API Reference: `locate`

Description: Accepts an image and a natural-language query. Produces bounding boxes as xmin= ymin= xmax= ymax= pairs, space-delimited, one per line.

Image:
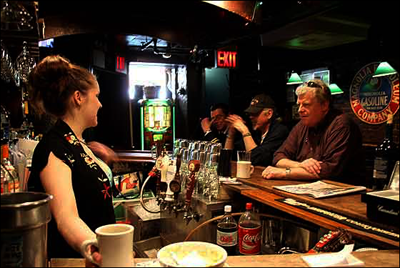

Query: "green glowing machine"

xmin=140 ymin=99 xmax=175 ymax=151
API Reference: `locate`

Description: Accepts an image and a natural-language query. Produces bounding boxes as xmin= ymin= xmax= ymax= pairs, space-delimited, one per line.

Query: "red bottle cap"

xmin=245 ymin=203 xmax=252 ymax=210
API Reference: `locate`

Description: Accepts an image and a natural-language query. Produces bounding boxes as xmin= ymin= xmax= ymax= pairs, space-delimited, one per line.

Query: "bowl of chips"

xmin=157 ymin=241 xmax=227 ymax=267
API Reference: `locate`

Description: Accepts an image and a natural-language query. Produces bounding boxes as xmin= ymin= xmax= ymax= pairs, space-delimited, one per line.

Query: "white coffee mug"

xmin=81 ymin=223 xmax=134 ymax=267
xmin=236 ymin=151 xmax=254 ymax=179
xmin=236 ymin=161 xmax=255 ymax=179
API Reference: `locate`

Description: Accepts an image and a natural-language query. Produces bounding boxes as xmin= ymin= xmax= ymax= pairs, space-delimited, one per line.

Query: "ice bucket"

xmin=1 ymin=192 xmax=53 ymax=267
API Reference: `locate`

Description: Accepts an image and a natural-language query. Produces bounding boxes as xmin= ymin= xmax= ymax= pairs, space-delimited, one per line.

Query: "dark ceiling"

xmin=258 ymin=0 xmax=398 ymax=51
xmin=11 ymin=0 xmax=400 ymax=56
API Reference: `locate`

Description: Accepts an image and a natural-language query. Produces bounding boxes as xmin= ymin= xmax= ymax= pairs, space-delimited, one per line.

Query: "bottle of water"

xmin=207 ymin=154 xmax=219 ymax=201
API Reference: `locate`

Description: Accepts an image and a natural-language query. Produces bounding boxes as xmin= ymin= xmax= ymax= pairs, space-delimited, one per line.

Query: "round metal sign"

xmin=350 ymin=62 xmax=399 ymax=124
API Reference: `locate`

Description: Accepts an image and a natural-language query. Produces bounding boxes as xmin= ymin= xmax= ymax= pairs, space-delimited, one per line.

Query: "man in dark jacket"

xmin=201 ymin=103 xmax=230 ymax=145
xmin=225 ymin=94 xmax=289 ymax=167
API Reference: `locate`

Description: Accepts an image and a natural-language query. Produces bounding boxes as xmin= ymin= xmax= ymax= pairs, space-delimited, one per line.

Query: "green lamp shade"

xmin=287 ymin=72 xmax=303 ymax=85
xmin=373 ymin=62 xmax=397 ymax=78
xmin=329 ymin=83 xmax=344 ymax=95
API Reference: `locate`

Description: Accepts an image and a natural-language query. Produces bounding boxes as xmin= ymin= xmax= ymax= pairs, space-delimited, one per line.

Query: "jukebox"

xmin=140 ymin=99 xmax=175 ymax=151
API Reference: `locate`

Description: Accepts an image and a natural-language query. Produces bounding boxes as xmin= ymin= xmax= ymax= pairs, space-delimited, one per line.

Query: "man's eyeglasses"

xmin=304 ymin=81 xmax=322 ymax=89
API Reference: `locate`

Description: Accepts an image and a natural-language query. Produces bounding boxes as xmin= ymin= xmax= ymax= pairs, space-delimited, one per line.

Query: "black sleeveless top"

xmin=28 ymin=120 xmax=115 ymax=258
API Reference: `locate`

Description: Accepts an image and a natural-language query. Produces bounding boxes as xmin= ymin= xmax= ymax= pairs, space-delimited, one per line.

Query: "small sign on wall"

xmin=216 ymin=50 xmax=237 ymax=68
xmin=115 ymin=55 xmax=127 ymax=74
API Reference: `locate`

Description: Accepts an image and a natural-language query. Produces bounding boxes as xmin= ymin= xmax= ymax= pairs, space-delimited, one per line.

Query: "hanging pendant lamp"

xmin=287 ymin=72 xmax=303 ymax=85
xmin=329 ymin=83 xmax=344 ymax=95
xmin=372 ymin=62 xmax=397 ymax=78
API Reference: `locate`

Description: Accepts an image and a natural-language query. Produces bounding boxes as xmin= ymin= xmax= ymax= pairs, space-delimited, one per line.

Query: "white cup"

xmin=237 ymin=161 xmax=254 ymax=179
xmin=81 ymin=223 xmax=134 ymax=267
xmin=237 ymin=151 xmax=254 ymax=179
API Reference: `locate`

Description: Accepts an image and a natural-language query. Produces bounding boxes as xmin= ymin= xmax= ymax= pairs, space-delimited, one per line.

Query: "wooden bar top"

xmin=49 ymin=250 xmax=399 ymax=267
xmin=225 ymin=165 xmax=399 ymax=248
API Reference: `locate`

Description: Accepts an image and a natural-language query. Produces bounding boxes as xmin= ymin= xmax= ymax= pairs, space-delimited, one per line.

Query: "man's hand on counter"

xmin=298 ymin=158 xmax=323 ymax=175
xmin=262 ymin=165 xmax=320 ymax=180
xmin=262 ymin=166 xmax=286 ymax=179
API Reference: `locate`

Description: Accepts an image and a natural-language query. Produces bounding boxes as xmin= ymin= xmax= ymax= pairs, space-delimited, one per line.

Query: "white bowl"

xmin=157 ymin=241 xmax=227 ymax=267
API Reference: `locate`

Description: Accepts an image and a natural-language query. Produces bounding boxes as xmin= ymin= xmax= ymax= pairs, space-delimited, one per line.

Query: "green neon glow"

xmin=145 ymin=127 xmax=169 ymax=133
xmin=153 ymin=134 xmax=163 ymax=141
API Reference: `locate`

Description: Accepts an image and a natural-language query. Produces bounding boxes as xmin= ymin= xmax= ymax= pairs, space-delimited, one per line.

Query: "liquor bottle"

xmin=1 ymin=144 xmax=20 ymax=193
xmin=238 ymin=202 xmax=262 ymax=255
xmin=1 ymin=105 xmax=10 ymax=142
xmin=217 ymin=205 xmax=238 ymax=256
xmin=372 ymin=114 xmax=397 ymax=190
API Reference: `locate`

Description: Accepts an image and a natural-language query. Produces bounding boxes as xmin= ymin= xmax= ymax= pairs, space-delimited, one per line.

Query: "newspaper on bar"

xmin=273 ymin=181 xmax=366 ymax=199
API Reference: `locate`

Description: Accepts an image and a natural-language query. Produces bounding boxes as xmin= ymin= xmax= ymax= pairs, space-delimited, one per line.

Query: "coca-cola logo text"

xmin=243 ymin=233 xmax=261 ymax=244
xmin=220 ymin=236 xmax=234 ymax=243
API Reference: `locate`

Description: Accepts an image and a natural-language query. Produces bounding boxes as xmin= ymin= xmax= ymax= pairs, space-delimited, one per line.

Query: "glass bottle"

xmin=195 ymin=151 xmax=206 ymax=195
xmin=373 ymin=114 xmax=397 ymax=190
xmin=180 ymin=148 xmax=189 ymax=194
xmin=1 ymin=144 xmax=20 ymax=193
xmin=206 ymin=153 xmax=219 ymax=201
xmin=15 ymin=41 xmax=36 ymax=84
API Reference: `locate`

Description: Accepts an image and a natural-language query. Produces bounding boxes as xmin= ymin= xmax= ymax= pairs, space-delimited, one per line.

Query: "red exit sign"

xmin=216 ymin=50 xmax=237 ymax=68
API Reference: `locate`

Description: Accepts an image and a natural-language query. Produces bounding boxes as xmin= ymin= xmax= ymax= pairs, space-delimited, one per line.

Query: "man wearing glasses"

xmin=224 ymin=94 xmax=289 ymax=166
xmin=262 ymin=79 xmax=366 ymax=186
xmin=201 ymin=103 xmax=230 ymax=145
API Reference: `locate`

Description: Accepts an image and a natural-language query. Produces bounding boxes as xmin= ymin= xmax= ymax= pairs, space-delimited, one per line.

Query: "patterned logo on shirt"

xmin=65 ymin=133 xmax=80 ymax=146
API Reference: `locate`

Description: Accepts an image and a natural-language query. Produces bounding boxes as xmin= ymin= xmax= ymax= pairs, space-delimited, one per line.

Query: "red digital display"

xmin=217 ymin=50 xmax=237 ymax=68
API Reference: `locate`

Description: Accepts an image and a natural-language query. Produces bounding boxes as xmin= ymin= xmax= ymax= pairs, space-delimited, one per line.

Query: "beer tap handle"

xmin=176 ymin=152 xmax=182 ymax=173
xmin=185 ymin=160 xmax=200 ymax=207
xmin=169 ymin=152 xmax=182 ymax=194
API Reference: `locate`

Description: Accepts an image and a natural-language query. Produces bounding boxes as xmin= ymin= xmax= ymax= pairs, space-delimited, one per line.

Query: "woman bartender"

xmin=27 ymin=55 xmax=116 ymax=266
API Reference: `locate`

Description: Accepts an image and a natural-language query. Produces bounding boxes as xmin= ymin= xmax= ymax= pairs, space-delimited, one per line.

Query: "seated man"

xmin=262 ymin=79 xmax=366 ymax=186
xmin=201 ymin=103 xmax=230 ymax=145
xmin=225 ymin=94 xmax=289 ymax=167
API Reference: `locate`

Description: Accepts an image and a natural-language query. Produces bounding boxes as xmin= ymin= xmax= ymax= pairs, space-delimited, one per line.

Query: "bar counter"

xmin=49 ymin=249 xmax=399 ymax=267
xmin=224 ymin=165 xmax=399 ymax=249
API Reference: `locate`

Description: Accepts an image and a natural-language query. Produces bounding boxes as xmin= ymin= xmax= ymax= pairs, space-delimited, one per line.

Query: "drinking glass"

xmin=1 ymin=1 xmax=34 ymax=31
xmin=1 ymin=40 xmax=14 ymax=83
xmin=217 ymin=148 xmax=232 ymax=177
xmin=15 ymin=41 xmax=36 ymax=84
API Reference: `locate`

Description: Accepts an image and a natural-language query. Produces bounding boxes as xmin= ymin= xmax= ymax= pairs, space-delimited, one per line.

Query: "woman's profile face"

xmin=81 ymin=82 xmax=102 ymax=128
